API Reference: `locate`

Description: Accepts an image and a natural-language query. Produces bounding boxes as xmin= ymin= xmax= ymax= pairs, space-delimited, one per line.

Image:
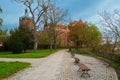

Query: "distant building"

xmin=19 ymin=9 xmax=85 ymax=48
xmin=55 ymin=24 xmax=69 ymax=47
xmin=19 ymin=9 xmax=34 ymax=30
xmin=43 ymin=20 xmax=84 ymax=47
xmin=44 ymin=24 xmax=69 ymax=47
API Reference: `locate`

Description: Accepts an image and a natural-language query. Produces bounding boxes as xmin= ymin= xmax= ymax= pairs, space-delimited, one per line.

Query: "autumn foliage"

xmin=68 ymin=20 xmax=101 ymax=49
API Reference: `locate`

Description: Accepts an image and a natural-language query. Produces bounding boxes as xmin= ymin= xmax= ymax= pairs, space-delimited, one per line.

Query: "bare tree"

xmin=15 ymin=0 xmax=51 ymax=51
xmin=42 ymin=3 xmax=68 ymax=50
xmin=46 ymin=4 xmax=67 ymax=50
xmin=99 ymin=10 xmax=120 ymax=55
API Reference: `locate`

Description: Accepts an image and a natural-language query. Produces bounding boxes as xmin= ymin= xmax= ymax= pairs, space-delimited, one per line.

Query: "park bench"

xmin=73 ymin=57 xmax=80 ymax=64
xmin=77 ymin=63 xmax=91 ymax=77
xmin=73 ymin=57 xmax=91 ymax=77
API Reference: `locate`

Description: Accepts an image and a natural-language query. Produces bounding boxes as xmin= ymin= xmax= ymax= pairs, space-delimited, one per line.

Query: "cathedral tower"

xmin=19 ymin=9 xmax=34 ymax=30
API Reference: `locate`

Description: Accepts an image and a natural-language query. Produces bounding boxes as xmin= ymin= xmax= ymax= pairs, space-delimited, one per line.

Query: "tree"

xmin=8 ymin=25 xmax=34 ymax=54
xmin=68 ymin=20 xmax=101 ymax=50
xmin=86 ymin=23 xmax=101 ymax=49
xmin=68 ymin=21 xmax=83 ymax=49
xmin=15 ymin=0 xmax=51 ymax=51
xmin=0 ymin=7 xmax=7 ymax=51
xmin=37 ymin=30 xmax=50 ymax=49
xmin=43 ymin=3 xmax=67 ymax=50
xmin=0 ymin=29 xmax=8 ymax=44
xmin=8 ymin=33 xmax=23 ymax=54
xmin=99 ymin=10 xmax=120 ymax=55
xmin=18 ymin=25 xmax=34 ymax=52
xmin=0 ymin=7 xmax=2 ymax=26
xmin=44 ymin=28 xmax=54 ymax=50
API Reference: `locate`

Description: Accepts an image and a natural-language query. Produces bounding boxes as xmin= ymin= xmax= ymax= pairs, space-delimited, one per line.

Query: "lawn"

xmin=0 ymin=61 xmax=30 ymax=79
xmin=0 ymin=49 xmax=58 ymax=58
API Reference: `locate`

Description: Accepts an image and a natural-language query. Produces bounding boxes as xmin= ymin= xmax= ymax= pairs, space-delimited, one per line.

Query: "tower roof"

xmin=20 ymin=8 xmax=32 ymax=20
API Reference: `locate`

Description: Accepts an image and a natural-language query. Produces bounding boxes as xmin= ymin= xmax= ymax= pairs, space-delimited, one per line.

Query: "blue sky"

xmin=0 ymin=0 xmax=120 ymax=30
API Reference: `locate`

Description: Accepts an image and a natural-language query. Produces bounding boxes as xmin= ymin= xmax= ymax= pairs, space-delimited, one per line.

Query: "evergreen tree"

xmin=8 ymin=25 xmax=34 ymax=54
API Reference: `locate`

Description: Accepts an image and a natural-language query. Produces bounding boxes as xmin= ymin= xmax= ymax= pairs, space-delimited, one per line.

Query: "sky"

xmin=0 ymin=0 xmax=120 ymax=30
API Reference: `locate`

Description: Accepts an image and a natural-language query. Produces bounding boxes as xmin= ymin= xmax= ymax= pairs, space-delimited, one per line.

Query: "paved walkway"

xmin=0 ymin=50 xmax=118 ymax=80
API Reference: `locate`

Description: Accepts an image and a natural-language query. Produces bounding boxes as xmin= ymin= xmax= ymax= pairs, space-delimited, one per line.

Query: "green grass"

xmin=115 ymin=50 xmax=120 ymax=54
xmin=118 ymin=75 xmax=120 ymax=80
xmin=0 ymin=49 xmax=58 ymax=58
xmin=0 ymin=61 xmax=30 ymax=79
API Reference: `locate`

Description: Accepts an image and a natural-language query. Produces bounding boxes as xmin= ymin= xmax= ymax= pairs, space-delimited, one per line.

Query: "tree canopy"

xmin=0 ymin=7 xmax=3 ymax=26
xmin=68 ymin=20 xmax=101 ymax=49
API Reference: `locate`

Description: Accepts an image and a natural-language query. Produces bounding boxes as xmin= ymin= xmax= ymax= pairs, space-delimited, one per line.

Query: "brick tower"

xmin=19 ymin=9 xmax=34 ymax=30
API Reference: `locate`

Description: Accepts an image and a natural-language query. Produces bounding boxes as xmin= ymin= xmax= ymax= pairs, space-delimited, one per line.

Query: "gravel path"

xmin=70 ymin=54 xmax=118 ymax=80
xmin=0 ymin=50 xmax=118 ymax=80
xmin=1 ymin=50 xmax=65 ymax=80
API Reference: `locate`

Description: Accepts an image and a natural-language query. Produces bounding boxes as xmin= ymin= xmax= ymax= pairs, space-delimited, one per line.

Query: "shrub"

xmin=8 ymin=33 xmax=23 ymax=54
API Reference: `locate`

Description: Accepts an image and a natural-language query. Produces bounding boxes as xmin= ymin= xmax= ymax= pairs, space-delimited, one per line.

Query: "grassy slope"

xmin=0 ymin=49 xmax=58 ymax=58
xmin=0 ymin=61 xmax=30 ymax=79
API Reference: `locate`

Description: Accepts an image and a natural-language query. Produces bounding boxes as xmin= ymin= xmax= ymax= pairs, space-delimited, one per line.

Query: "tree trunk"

xmin=33 ymin=27 xmax=38 ymax=51
xmin=111 ymin=37 xmax=117 ymax=60
xmin=52 ymin=25 xmax=57 ymax=50
xmin=34 ymin=41 xmax=38 ymax=51
xmin=50 ymin=40 xmax=53 ymax=51
xmin=54 ymin=36 xmax=56 ymax=49
xmin=76 ymin=41 xmax=79 ymax=50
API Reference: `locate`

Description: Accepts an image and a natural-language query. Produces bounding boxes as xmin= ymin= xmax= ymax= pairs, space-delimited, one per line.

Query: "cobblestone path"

xmin=0 ymin=50 xmax=118 ymax=80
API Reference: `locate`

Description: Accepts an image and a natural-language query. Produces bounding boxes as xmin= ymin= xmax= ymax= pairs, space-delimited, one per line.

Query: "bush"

xmin=8 ymin=33 xmax=23 ymax=54
xmin=3 ymin=41 xmax=9 ymax=51
xmin=37 ymin=44 xmax=50 ymax=49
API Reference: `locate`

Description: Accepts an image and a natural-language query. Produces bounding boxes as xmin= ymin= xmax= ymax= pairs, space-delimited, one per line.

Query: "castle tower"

xmin=19 ymin=9 xmax=34 ymax=30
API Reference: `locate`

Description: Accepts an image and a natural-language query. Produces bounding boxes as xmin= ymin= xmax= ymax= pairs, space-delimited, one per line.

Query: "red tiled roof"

xmin=55 ymin=24 xmax=68 ymax=30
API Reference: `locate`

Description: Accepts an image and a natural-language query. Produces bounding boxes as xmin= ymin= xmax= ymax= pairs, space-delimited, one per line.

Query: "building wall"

xmin=19 ymin=18 xmax=34 ymax=30
xmin=55 ymin=24 xmax=69 ymax=47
